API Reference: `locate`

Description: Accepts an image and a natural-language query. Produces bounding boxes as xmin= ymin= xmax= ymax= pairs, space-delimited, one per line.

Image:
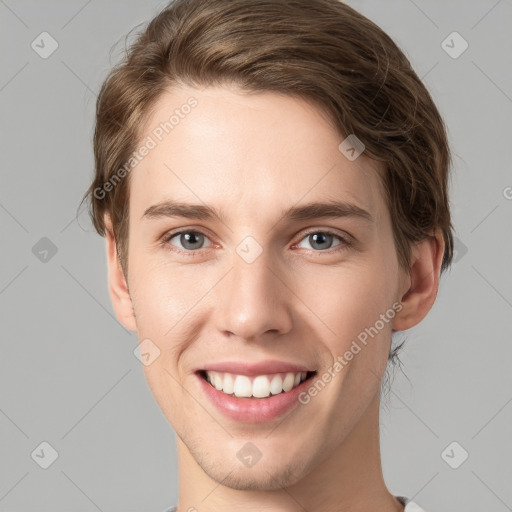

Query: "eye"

xmin=162 ymin=228 xmax=351 ymax=256
xmin=164 ymin=230 xmax=212 ymax=253
xmin=295 ymin=230 xmax=349 ymax=252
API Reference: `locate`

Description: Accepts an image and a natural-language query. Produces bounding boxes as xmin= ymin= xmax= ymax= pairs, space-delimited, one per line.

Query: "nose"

xmin=213 ymin=247 xmax=294 ymax=342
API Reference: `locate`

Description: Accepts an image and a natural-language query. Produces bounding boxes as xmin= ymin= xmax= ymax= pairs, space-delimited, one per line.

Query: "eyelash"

xmin=160 ymin=228 xmax=352 ymax=257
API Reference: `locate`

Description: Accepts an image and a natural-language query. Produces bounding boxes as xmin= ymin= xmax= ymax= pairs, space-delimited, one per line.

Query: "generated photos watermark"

xmin=93 ymin=96 xmax=198 ymax=200
xmin=298 ymin=301 xmax=403 ymax=405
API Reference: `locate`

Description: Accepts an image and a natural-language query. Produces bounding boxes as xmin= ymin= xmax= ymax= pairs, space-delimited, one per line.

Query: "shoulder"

xmin=396 ymin=495 xmax=429 ymax=512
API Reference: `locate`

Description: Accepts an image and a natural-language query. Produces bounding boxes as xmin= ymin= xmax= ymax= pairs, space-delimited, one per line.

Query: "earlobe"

xmin=392 ymin=230 xmax=445 ymax=331
xmin=104 ymin=217 xmax=138 ymax=332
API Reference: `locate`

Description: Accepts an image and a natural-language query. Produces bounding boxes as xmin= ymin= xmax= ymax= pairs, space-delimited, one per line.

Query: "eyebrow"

xmin=141 ymin=199 xmax=373 ymax=224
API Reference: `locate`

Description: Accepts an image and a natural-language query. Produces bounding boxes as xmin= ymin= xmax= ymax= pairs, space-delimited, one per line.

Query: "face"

xmin=117 ymin=84 xmax=410 ymax=490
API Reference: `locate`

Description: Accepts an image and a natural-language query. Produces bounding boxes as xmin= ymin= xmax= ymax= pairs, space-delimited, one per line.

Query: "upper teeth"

xmin=205 ymin=371 xmax=308 ymax=398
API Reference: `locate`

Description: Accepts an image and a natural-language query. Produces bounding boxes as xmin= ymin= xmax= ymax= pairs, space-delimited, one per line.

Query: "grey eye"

xmin=297 ymin=232 xmax=342 ymax=251
xmin=168 ymin=231 xmax=210 ymax=251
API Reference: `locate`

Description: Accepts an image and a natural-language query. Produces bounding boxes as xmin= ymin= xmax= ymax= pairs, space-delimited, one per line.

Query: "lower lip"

xmin=197 ymin=373 xmax=314 ymax=423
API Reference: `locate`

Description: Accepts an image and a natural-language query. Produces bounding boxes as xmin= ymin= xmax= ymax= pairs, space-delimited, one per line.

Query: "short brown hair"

xmin=83 ymin=0 xmax=454 ymax=278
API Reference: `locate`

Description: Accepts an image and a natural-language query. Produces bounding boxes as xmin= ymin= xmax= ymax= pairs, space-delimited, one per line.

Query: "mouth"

xmin=197 ymin=369 xmax=317 ymax=399
xmin=193 ymin=360 xmax=318 ymax=422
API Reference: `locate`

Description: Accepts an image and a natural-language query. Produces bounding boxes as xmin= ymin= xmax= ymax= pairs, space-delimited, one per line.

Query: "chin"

xmin=191 ymin=440 xmax=313 ymax=491
xmin=204 ymin=460 xmax=308 ymax=491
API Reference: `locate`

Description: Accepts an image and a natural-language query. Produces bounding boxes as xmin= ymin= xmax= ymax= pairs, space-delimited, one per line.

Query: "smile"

xmin=200 ymin=370 xmax=315 ymax=399
xmin=194 ymin=360 xmax=318 ymax=422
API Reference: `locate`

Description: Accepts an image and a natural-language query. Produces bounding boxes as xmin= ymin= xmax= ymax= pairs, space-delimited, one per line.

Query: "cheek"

xmin=129 ymin=258 xmax=197 ymax=335
xmin=297 ymin=260 xmax=397 ymax=345
xmin=130 ymin=262 xmax=198 ymax=417
xmin=128 ymin=257 xmax=214 ymax=392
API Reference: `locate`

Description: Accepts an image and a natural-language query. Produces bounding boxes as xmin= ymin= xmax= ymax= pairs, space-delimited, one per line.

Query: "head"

xmin=83 ymin=0 xmax=453 ymax=491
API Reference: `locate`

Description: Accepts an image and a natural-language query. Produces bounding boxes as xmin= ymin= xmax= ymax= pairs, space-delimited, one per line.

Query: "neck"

xmin=175 ymin=392 xmax=404 ymax=512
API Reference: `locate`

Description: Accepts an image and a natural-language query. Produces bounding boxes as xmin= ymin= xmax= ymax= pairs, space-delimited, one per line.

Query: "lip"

xmin=196 ymin=369 xmax=316 ymax=423
xmin=197 ymin=359 xmax=313 ymax=377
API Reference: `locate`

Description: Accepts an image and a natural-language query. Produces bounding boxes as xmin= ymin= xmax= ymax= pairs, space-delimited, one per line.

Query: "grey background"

xmin=0 ymin=0 xmax=511 ymax=511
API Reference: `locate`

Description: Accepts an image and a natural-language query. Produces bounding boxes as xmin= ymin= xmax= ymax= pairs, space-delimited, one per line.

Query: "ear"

xmin=104 ymin=216 xmax=138 ymax=332
xmin=392 ymin=229 xmax=445 ymax=331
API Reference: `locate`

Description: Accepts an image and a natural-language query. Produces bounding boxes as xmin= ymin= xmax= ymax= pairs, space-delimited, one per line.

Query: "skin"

xmin=104 ymin=84 xmax=444 ymax=512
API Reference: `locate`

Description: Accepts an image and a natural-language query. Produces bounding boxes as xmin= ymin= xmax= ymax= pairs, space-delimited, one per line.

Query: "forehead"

xmin=129 ymin=85 xmax=387 ymax=225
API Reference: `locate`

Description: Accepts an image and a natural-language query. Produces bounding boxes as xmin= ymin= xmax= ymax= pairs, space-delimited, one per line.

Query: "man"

xmin=84 ymin=1 xmax=453 ymax=510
